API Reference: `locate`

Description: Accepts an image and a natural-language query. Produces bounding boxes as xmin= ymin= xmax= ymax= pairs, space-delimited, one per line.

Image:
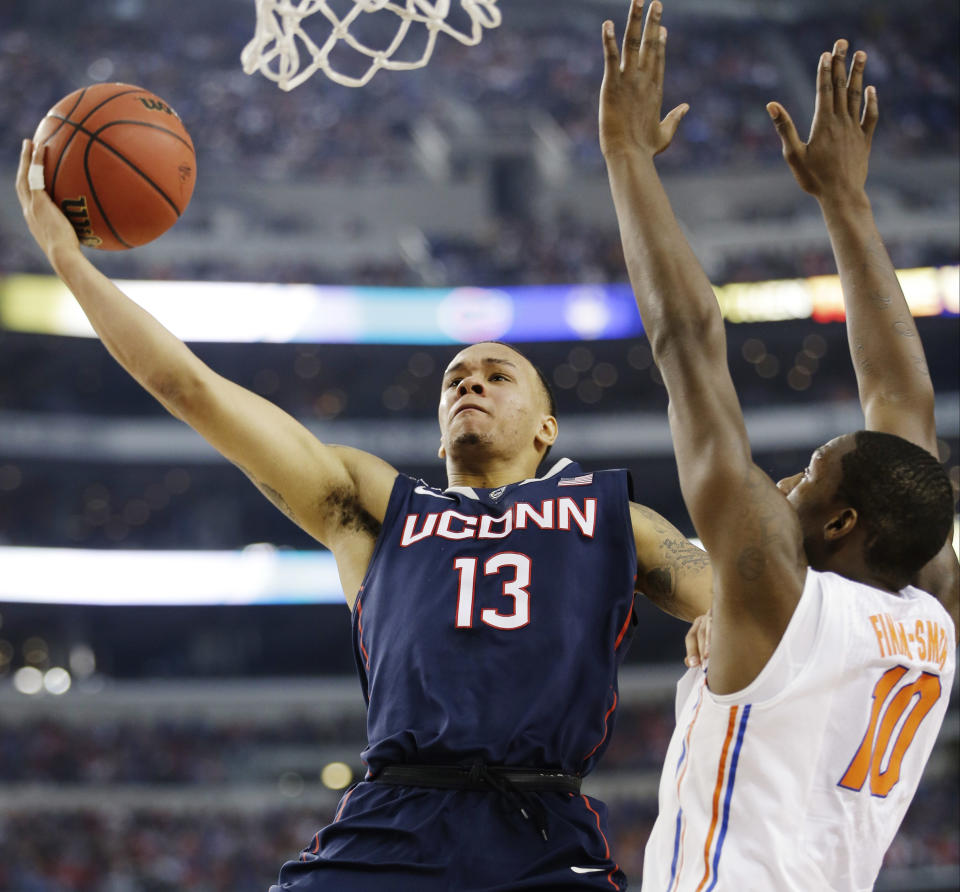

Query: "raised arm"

xmin=16 ymin=140 xmax=397 ymax=608
xmin=767 ymin=42 xmax=935 ymax=447
xmin=601 ymin=1 xmax=806 ymax=692
xmin=767 ymin=42 xmax=959 ymax=618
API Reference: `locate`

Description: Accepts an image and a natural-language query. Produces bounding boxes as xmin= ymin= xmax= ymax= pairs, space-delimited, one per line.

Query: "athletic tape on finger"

xmin=28 ymin=164 xmax=45 ymax=191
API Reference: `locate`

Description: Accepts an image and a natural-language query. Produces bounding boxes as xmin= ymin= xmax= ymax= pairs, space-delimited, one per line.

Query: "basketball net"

xmin=241 ymin=0 xmax=502 ymax=90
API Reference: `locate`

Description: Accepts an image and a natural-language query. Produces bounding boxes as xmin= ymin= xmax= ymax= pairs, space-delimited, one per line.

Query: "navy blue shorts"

xmin=268 ymin=782 xmax=627 ymax=890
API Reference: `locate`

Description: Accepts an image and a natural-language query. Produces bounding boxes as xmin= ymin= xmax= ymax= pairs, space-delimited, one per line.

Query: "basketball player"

xmin=599 ymin=2 xmax=957 ymax=889
xmin=17 ymin=131 xmax=712 ymax=888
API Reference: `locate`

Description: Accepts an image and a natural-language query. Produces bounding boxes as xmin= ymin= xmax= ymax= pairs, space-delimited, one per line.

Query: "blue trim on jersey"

xmin=706 ymin=704 xmax=751 ymax=892
xmin=666 ymin=735 xmax=689 ymax=888
xmin=667 ymin=809 xmax=683 ymax=891
xmin=665 ymin=681 xmax=704 ymax=891
xmin=673 ymin=738 xmax=687 ymax=779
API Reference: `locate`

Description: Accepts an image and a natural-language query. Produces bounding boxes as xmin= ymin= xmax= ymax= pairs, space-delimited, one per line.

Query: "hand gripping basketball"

xmin=31 ymin=83 xmax=196 ymax=250
xmin=16 ymin=140 xmax=84 ymax=257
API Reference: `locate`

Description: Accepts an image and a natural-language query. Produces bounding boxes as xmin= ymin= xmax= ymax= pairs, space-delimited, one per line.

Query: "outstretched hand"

xmin=767 ymin=39 xmax=878 ymax=201
xmin=600 ymin=0 xmax=688 ymax=160
xmin=15 ymin=139 xmax=80 ymax=258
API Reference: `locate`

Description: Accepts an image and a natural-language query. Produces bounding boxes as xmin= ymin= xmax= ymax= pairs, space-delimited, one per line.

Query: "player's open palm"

xmin=768 ymin=39 xmax=879 ymax=200
xmin=600 ymin=0 xmax=688 ymax=160
xmin=16 ymin=140 xmax=80 ymax=257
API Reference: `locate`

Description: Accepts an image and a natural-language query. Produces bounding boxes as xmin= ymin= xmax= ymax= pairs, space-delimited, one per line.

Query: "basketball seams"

xmin=47 ymin=88 xmax=90 ymax=193
xmin=93 ymin=120 xmax=195 ymax=155
xmin=48 ymin=88 xmax=143 ymax=194
xmin=85 ymin=122 xmax=193 ymax=217
xmin=81 ymin=139 xmax=133 ymax=250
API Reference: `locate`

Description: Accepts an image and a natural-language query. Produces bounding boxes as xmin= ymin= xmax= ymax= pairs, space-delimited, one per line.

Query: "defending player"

xmin=16 ymin=142 xmax=712 ymax=887
xmin=599 ymin=2 xmax=957 ymax=889
xmin=767 ymin=38 xmax=960 ymax=621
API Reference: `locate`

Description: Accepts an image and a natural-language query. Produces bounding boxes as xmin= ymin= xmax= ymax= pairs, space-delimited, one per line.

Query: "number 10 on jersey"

xmin=454 ymin=553 xmax=532 ymax=630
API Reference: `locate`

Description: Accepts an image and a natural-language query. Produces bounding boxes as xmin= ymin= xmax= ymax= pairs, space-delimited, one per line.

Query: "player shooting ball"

xmin=599 ymin=1 xmax=957 ymax=889
xmin=17 ymin=111 xmax=712 ymax=890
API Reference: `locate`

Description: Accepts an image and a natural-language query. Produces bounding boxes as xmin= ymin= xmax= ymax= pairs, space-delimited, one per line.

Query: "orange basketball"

xmin=32 ymin=83 xmax=197 ymax=251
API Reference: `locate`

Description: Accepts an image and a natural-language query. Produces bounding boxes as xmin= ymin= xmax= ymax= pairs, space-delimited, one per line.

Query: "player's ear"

xmin=823 ymin=507 xmax=858 ymax=541
xmin=438 ymin=441 xmax=446 ymax=460
xmin=536 ymin=415 xmax=558 ymax=450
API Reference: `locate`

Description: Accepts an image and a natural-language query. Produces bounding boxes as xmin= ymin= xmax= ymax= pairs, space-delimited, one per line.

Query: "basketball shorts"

xmin=268 ymin=781 xmax=627 ymax=891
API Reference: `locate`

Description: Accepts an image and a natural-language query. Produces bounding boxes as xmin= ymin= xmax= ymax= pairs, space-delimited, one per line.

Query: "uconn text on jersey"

xmin=400 ymin=497 xmax=597 ymax=546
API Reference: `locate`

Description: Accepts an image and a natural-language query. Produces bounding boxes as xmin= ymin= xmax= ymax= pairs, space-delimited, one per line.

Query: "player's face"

xmin=777 ymin=434 xmax=855 ymax=534
xmin=437 ymin=343 xmax=550 ymax=461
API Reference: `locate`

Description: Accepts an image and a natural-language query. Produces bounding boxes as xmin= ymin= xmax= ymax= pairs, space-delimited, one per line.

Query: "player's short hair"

xmin=837 ymin=430 xmax=954 ymax=583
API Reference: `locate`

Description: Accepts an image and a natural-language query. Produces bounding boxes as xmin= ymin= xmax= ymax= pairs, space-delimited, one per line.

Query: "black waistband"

xmin=372 ymin=762 xmax=581 ymax=841
xmin=373 ymin=763 xmax=582 ymax=795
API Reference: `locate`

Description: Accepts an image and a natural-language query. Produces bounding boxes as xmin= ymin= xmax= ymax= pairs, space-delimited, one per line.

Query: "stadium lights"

xmin=0 ymin=546 xmax=343 ymax=606
xmin=0 ymin=267 xmax=956 ymax=344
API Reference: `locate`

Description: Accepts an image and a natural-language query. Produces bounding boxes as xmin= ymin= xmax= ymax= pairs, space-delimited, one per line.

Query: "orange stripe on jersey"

xmin=583 ymin=690 xmax=618 ymax=761
xmin=581 ymin=794 xmax=610 ymax=858
xmin=581 ymin=795 xmax=621 ymax=889
xmin=334 ymin=787 xmax=356 ymax=822
xmin=299 ymin=831 xmax=321 ymax=861
xmin=614 ymin=605 xmax=634 ymax=650
xmin=356 ymin=601 xmax=371 ymax=670
xmin=695 ymin=706 xmax=739 ymax=892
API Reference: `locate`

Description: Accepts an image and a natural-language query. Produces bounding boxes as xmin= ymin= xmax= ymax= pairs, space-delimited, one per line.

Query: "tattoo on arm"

xmin=632 ymin=502 xmax=673 ymax=534
xmin=636 ymin=535 xmax=710 ymax=612
xmin=661 ymin=536 xmax=710 ymax=572
xmin=736 ymin=546 xmax=766 ymax=581
xmin=237 ymin=465 xmax=297 ymax=522
xmin=237 ymin=464 xmax=382 ymax=539
xmin=643 ymin=567 xmax=675 ymax=610
xmin=632 ymin=502 xmax=712 ymax=611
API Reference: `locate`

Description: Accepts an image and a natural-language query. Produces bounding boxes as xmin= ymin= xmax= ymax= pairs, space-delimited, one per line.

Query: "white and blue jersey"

xmin=272 ymin=458 xmax=639 ymax=891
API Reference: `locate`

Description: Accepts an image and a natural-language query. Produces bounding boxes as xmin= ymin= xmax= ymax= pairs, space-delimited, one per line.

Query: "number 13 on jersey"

xmin=454 ymin=553 xmax=532 ymax=630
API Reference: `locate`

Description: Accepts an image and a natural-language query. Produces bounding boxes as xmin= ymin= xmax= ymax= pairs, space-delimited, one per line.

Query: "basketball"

xmin=31 ymin=83 xmax=196 ymax=251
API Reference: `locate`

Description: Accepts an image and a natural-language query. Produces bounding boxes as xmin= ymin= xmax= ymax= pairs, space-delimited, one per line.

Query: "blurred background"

xmin=0 ymin=0 xmax=957 ymax=889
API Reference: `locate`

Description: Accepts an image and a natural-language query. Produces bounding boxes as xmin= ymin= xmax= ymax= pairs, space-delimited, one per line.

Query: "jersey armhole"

xmin=351 ymin=474 xmax=416 ymax=617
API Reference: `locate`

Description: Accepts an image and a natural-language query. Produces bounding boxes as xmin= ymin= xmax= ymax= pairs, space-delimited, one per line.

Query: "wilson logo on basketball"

xmin=60 ymin=196 xmax=102 ymax=247
xmin=138 ymin=97 xmax=178 ymax=117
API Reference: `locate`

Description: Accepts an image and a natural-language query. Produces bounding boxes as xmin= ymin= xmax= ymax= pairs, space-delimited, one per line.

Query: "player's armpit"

xmin=170 ymin=370 xmax=398 ymax=549
xmin=630 ymin=501 xmax=712 ymax=622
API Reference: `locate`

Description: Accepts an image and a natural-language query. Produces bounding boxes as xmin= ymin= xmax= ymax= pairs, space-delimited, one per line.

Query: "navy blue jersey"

xmin=271 ymin=459 xmax=638 ymax=890
xmin=353 ymin=458 xmax=638 ymax=778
